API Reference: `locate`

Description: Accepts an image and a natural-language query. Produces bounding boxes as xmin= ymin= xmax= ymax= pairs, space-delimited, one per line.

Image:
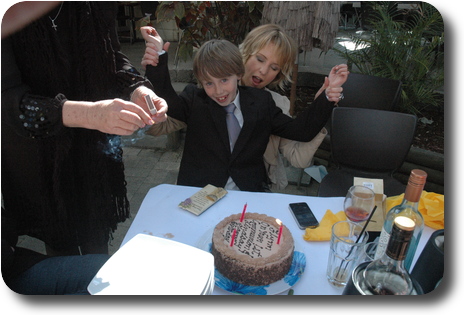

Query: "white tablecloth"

xmin=122 ymin=184 xmax=434 ymax=295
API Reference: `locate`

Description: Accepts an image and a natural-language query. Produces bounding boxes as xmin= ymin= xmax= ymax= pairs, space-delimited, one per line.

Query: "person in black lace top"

xmin=1 ymin=2 xmax=167 ymax=256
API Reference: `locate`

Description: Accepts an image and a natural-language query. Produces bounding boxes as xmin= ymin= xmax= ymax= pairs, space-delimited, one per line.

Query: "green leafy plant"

xmin=155 ymin=1 xmax=263 ymax=62
xmin=335 ymin=2 xmax=444 ymax=114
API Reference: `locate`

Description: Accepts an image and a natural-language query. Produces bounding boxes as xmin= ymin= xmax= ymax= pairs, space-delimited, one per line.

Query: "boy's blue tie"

xmin=224 ymin=103 xmax=241 ymax=150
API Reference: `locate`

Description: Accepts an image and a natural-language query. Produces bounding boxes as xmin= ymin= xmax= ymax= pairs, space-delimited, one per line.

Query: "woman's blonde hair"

xmin=193 ymin=39 xmax=245 ymax=87
xmin=239 ymin=24 xmax=297 ymax=91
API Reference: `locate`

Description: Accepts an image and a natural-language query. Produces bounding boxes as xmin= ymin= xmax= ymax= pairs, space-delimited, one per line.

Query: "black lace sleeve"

xmin=2 ymin=37 xmax=68 ymax=139
xmin=17 ymin=93 xmax=67 ymax=139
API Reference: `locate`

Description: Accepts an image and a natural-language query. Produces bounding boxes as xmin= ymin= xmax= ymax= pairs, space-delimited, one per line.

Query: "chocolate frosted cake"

xmin=211 ymin=213 xmax=294 ymax=286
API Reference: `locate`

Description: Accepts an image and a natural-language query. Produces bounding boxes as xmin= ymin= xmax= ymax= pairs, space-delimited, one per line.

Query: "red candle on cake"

xmin=230 ymin=229 xmax=237 ymax=247
xmin=240 ymin=203 xmax=247 ymax=222
xmin=276 ymin=219 xmax=283 ymax=244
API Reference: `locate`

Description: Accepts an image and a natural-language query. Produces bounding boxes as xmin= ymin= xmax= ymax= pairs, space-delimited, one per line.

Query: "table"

xmin=122 ymin=184 xmax=434 ymax=295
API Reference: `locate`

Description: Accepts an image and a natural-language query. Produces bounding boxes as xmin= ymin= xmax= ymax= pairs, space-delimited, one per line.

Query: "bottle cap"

xmin=404 ymin=169 xmax=428 ymax=202
xmin=409 ymin=169 xmax=428 ymax=186
xmin=394 ymin=216 xmax=415 ymax=231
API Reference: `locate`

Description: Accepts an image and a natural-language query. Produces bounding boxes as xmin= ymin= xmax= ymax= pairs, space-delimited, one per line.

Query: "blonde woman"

xmin=239 ymin=24 xmax=348 ymax=190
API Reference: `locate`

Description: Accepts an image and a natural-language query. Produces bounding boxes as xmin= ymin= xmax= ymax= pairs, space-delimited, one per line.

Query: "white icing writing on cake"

xmin=224 ymin=219 xmax=281 ymax=258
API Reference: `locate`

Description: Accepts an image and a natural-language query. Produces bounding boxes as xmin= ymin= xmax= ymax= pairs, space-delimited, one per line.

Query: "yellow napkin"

xmin=303 ymin=210 xmax=347 ymax=241
xmin=386 ymin=191 xmax=444 ymax=230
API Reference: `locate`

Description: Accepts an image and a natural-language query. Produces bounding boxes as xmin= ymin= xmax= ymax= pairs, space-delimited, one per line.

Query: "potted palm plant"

xmin=334 ymin=2 xmax=444 ymax=114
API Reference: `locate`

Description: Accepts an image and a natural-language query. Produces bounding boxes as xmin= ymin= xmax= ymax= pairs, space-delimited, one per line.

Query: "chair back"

xmin=330 ymin=107 xmax=417 ymax=175
xmin=340 ymin=73 xmax=402 ymax=111
xmin=324 ymin=73 xmax=402 ymax=134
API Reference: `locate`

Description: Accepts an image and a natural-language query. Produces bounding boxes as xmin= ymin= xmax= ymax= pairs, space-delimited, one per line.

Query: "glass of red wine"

xmin=344 ymin=185 xmax=376 ymax=223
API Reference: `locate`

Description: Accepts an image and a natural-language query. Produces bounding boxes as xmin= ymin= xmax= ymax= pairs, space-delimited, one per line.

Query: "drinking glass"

xmin=326 ymin=220 xmax=369 ymax=287
xmin=344 ymin=185 xmax=375 ymax=222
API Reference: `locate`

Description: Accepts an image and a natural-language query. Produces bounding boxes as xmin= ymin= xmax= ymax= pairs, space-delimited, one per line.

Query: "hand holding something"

xmin=88 ymin=99 xmax=156 ymax=135
xmin=325 ymin=64 xmax=349 ymax=103
xmin=63 ymin=99 xmax=155 ymax=136
xmin=130 ymin=86 xmax=168 ymax=123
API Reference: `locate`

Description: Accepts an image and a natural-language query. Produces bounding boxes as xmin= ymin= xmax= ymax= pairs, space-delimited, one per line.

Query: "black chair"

xmin=298 ymin=74 xmax=401 ymax=188
xmin=324 ymin=73 xmax=402 ymax=134
xmin=317 ymin=107 xmax=417 ymax=197
xmin=340 ymin=73 xmax=402 ymax=111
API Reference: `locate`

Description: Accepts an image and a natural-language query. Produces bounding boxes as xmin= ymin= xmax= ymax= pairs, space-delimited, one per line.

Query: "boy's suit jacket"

xmin=146 ymin=54 xmax=334 ymax=192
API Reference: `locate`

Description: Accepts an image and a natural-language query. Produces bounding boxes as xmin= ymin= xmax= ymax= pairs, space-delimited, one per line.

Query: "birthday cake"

xmin=211 ymin=212 xmax=294 ymax=286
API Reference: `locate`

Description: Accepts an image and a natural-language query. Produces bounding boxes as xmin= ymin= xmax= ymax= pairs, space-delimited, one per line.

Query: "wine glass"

xmin=344 ymin=185 xmax=375 ymax=222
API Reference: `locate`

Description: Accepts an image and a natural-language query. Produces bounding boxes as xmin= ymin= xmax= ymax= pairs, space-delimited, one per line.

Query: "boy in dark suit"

xmin=146 ymin=39 xmax=348 ymax=192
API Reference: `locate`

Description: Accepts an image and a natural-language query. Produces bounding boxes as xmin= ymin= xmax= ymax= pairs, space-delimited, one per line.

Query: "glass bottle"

xmin=362 ymin=216 xmax=416 ymax=295
xmin=375 ymin=169 xmax=427 ymax=270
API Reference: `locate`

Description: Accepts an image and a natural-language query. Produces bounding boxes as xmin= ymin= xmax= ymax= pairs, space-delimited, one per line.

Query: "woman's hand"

xmin=63 ymin=99 xmax=155 ymax=136
xmin=130 ymin=86 xmax=168 ymax=124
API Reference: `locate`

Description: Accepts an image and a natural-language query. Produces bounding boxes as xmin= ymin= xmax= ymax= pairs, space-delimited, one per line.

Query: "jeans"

xmin=7 ymin=254 xmax=110 ymax=295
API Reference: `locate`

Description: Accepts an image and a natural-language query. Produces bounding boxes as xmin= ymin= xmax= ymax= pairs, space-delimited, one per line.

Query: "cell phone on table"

xmin=289 ymin=202 xmax=319 ymax=230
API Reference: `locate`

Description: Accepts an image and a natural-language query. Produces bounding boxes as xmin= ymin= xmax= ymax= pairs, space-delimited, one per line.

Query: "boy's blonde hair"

xmin=193 ymin=39 xmax=245 ymax=87
xmin=239 ymin=24 xmax=297 ymax=91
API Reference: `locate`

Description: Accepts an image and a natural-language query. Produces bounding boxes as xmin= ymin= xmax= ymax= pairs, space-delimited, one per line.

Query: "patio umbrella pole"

xmin=261 ymin=1 xmax=340 ymax=116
